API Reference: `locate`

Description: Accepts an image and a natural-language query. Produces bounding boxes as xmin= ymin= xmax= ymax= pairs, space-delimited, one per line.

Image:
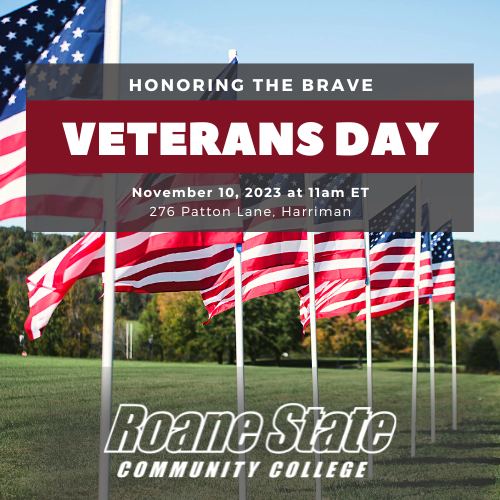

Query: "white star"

xmin=64 ymin=21 xmax=73 ymax=30
xmin=27 ymin=86 xmax=36 ymax=97
xmin=13 ymin=51 xmax=23 ymax=61
xmin=72 ymin=73 xmax=82 ymax=85
xmin=34 ymin=22 xmax=44 ymax=31
xmin=45 ymin=8 xmax=55 ymax=17
xmin=24 ymin=36 xmax=34 ymax=46
xmin=18 ymin=79 xmax=26 ymax=90
xmin=48 ymin=55 xmax=59 ymax=64
xmin=1 ymin=17 xmax=11 ymax=24
xmin=7 ymin=32 xmax=16 ymax=40
xmin=72 ymin=50 xmax=84 ymax=62
xmin=40 ymin=50 xmax=49 ymax=60
xmin=59 ymin=64 xmax=70 ymax=75
xmin=52 ymin=35 xmax=61 ymax=44
xmin=2 ymin=66 xmax=12 ymax=75
xmin=8 ymin=94 xmax=16 ymax=105
xmin=76 ymin=6 xmax=86 ymax=15
xmin=48 ymin=78 xmax=58 ymax=90
xmin=0 ymin=46 xmax=5 ymax=54
xmin=37 ymin=70 xmax=47 ymax=81
xmin=72 ymin=27 xmax=84 ymax=38
xmin=28 ymin=5 xmax=38 ymax=13
xmin=17 ymin=18 xmax=28 ymax=27
xmin=60 ymin=41 xmax=71 ymax=52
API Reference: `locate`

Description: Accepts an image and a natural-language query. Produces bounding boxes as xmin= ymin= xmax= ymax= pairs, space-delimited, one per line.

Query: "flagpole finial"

xmin=228 ymin=49 xmax=237 ymax=62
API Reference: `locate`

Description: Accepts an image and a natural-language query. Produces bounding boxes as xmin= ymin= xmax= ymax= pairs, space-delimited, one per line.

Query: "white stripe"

xmin=433 ymin=286 xmax=456 ymax=296
xmin=433 ymin=273 xmax=455 ymax=284
xmin=0 ymin=175 xmax=25 ymax=205
xmin=27 ymin=174 xmax=103 ymax=198
xmin=432 ymin=261 xmax=455 ymax=272
xmin=371 ymin=238 xmax=415 ymax=255
xmin=0 ymin=147 xmax=25 ymax=176
xmin=370 ymin=270 xmax=415 ymax=281
xmin=0 ymin=111 xmax=25 ymax=142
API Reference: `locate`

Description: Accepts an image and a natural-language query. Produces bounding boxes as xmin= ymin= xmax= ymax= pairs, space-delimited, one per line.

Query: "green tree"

xmin=7 ymin=279 xmax=29 ymax=352
xmin=0 ymin=268 xmax=14 ymax=352
xmin=243 ymin=290 xmax=303 ymax=364
xmin=466 ymin=336 xmax=500 ymax=373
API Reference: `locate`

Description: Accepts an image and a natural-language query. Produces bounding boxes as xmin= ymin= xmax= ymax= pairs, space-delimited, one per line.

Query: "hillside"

xmin=454 ymin=240 xmax=500 ymax=302
xmin=0 ymin=228 xmax=499 ymax=301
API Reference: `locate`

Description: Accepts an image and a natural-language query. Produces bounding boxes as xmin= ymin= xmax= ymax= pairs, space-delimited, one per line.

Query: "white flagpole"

xmin=362 ymin=174 xmax=373 ymax=478
xmin=305 ymin=173 xmax=322 ymax=500
xmin=125 ymin=323 xmax=129 ymax=360
xmin=128 ymin=323 xmax=134 ymax=359
xmin=229 ymin=48 xmax=246 ymax=500
xmin=450 ymin=299 xmax=457 ymax=430
xmin=411 ymin=176 xmax=422 ymax=457
xmin=234 ymin=242 xmax=247 ymax=500
xmin=427 ymin=202 xmax=435 ymax=443
xmin=429 ymin=295 xmax=436 ymax=442
xmin=99 ymin=1 xmax=122 ymax=498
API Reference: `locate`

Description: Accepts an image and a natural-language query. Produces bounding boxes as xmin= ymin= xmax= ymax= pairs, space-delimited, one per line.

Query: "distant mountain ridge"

xmin=0 ymin=228 xmax=498 ymax=301
xmin=454 ymin=240 xmax=500 ymax=302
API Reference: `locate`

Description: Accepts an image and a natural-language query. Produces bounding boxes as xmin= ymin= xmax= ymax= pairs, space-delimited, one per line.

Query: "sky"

xmin=3 ymin=0 xmax=500 ymax=241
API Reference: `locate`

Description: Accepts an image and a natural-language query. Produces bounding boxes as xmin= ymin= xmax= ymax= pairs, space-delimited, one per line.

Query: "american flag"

xmin=312 ymin=173 xmax=363 ymax=230
xmin=25 ymin=230 xmax=243 ymax=339
xmin=368 ymin=187 xmax=417 ymax=290
xmin=296 ymin=174 xmax=366 ymax=329
xmin=430 ymin=220 xmax=455 ymax=303
xmin=201 ymin=231 xmax=366 ymax=324
xmin=0 ymin=0 xmax=105 ymax=224
xmin=240 ymin=172 xmax=306 ymax=231
xmin=356 ymin=200 xmax=434 ymax=321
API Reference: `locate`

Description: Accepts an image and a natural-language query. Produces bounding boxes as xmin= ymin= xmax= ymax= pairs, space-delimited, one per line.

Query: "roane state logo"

xmin=105 ymin=403 xmax=396 ymax=455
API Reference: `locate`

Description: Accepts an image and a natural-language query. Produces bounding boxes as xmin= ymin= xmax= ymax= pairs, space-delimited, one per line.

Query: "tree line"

xmin=0 ymin=227 xmax=499 ymax=371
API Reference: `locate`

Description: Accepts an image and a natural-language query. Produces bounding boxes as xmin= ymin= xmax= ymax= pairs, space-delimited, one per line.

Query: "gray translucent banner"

xmin=26 ymin=173 xmax=473 ymax=233
xmin=26 ymin=63 xmax=473 ymax=101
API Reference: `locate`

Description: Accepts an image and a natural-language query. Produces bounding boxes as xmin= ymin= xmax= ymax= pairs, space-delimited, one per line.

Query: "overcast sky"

xmin=3 ymin=0 xmax=499 ymax=241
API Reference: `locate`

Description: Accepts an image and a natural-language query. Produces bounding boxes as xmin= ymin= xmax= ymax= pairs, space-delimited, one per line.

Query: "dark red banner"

xmin=27 ymin=100 xmax=473 ymax=174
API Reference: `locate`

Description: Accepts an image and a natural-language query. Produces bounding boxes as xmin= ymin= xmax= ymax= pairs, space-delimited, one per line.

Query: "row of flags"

xmin=24 ymin=187 xmax=455 ymax=340
xmin=0 ymin=0 xmax=456 ymax=343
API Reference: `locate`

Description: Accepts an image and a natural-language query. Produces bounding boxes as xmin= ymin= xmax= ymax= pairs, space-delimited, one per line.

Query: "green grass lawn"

xmin=0 ymin=354 xmax=499 ymax=500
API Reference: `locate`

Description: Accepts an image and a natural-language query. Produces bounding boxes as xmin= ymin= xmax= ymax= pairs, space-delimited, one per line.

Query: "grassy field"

xmin=0 ymin=354 xmax=499 ymax=500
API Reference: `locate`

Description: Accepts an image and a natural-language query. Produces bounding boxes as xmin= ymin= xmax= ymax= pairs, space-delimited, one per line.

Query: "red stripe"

xmin=432 ymin=293 xmax=455 ymax=303
xmin=26 ymin=194 xmax=103 ymax=220
xmin=433 ymin=267 xmax=455 ymax=277
xmin=0 ymin=163 xmax=25 ymax=190
xmin=0 ymin=132 xmax=26 ymax=156
xmin=0 ymin=197 xmax=26 ymax=221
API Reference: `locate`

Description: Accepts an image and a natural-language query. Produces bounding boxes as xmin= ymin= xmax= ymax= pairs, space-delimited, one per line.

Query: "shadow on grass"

xmin=440 ymin=442 xmax=500 ymax=449
xmin=381 ymin=457 xmax=500 ymax=466
xmin=248 ymin=359 xmax=360 ymax=369
xmin=398 ymin=428 xmax=499 ymax=435
xmin=387 ymin=367 xmax=447 ymax=373
xmin=277 ymin=477 xmax=496 ymax=494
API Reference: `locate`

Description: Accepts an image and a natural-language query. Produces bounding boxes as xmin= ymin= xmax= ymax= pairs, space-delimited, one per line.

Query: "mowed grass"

xmin=0 ymin=354 xmax=499 ymax=500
